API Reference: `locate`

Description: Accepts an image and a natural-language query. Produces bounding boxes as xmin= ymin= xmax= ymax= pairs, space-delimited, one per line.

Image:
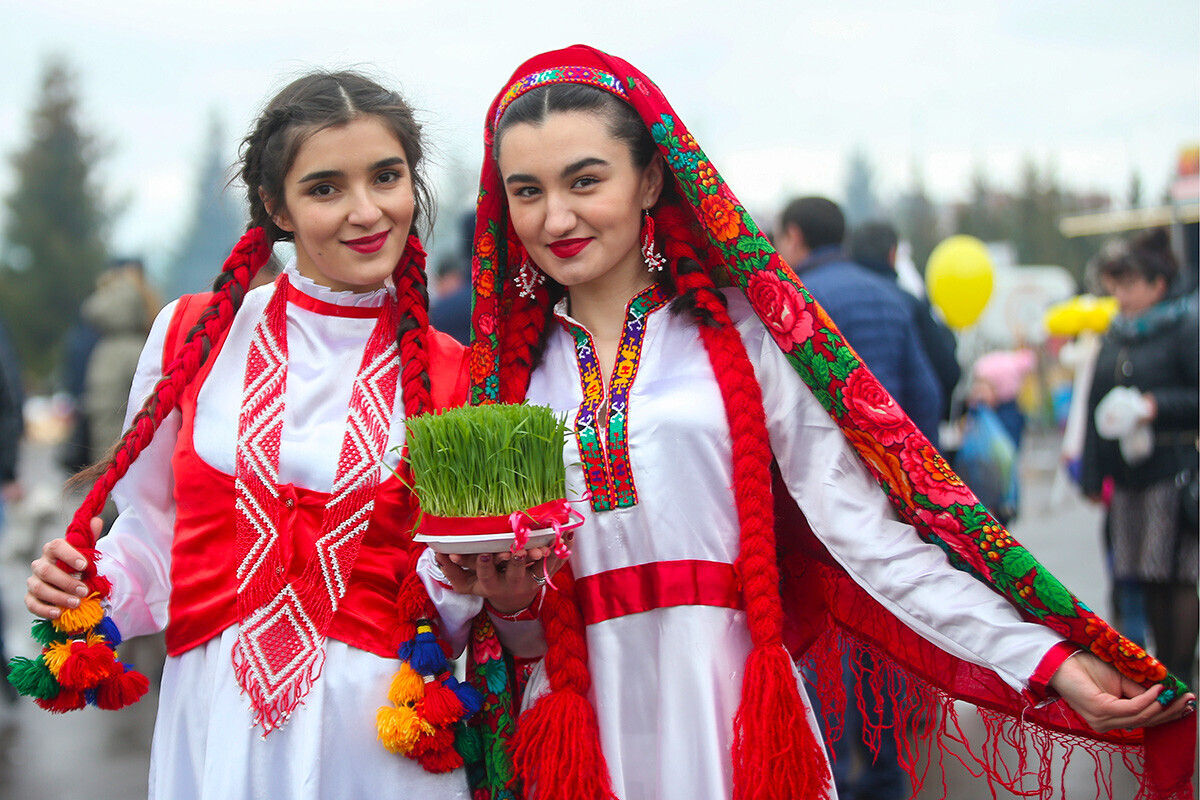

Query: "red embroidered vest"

xmin=159 ymin=291 xmax=468 ymax=658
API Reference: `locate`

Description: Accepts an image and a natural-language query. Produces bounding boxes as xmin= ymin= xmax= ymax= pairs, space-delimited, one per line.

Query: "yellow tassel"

xmin=387 ymin=662 xmax=426 ymax=706
xmin=52 ymin=595 xmax=105 ymax=634
xmin=42 ymin=641 xmax=77 ymax=677
xmin=377 ymin=704 xmax=433 ymax=754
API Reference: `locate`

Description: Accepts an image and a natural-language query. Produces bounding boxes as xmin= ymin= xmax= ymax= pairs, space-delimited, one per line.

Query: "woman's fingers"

xmin=25 ymin=539 xmax=91 ymax=619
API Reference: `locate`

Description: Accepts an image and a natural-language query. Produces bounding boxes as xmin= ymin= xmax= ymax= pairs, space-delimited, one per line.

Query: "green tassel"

xmin=7 ymin=656 xmax=61 ymax=700
xmin=30 ymin=619 xmax=65 ymax=647
xmin=455 ymin=720 xmax=484 ymax=764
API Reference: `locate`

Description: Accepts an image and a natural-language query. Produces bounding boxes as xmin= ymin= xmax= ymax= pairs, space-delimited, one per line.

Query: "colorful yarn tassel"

xmin=377 ymin=617 xmax=479 ymax=773
xmin=8 ymin=612 xmax=147 ymax=712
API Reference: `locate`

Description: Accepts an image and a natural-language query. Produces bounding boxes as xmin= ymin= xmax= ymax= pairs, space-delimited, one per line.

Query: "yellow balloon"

xmin=1080 ymin=296 xmax=1118 ymax=333
xmin=1043 ymin=299 xmax=1084 ymax=337
xmin=925 ymin=235 xmax=994 ymax=329
xmin=1043 ymin=295 xmax=1119 ymax=337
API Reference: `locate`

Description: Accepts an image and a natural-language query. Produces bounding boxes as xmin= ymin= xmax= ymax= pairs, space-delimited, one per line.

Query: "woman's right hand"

xmin=25 ymin=519 xmax=102 ymax=619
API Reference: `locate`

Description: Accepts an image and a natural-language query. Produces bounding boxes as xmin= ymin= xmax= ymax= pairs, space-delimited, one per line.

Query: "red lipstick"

xmin=344 ymin=230 xmax=389 ymax=254
xmin=548 ymin=238 xmax=591 ymax=258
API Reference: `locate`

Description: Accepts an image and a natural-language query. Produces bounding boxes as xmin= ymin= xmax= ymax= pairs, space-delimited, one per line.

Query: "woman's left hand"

xmin=1049 ymin=652 xmax=1196 ymax=732
xmin=434 ymin=545 xmax=565 ymax=616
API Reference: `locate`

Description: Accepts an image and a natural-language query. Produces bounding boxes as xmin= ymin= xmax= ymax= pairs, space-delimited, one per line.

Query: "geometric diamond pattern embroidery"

xmin=231 ymin=279 xmax=400 ymax=734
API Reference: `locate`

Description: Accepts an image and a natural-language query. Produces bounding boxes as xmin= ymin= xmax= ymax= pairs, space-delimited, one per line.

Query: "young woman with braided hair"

xmin=20 ymin=71 xmax=477 ymax=799
xmin=431 ymin=47 xmax=1196 ymax=800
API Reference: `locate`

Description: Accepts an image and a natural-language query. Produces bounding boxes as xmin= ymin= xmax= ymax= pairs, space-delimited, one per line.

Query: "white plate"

xmin=414 ymin=527 xmax=558 ymax=554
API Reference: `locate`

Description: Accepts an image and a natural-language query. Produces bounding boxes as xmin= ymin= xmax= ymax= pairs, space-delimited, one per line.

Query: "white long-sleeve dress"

xmin=432 ymin=286 xmax=1064 ymax=800
xmin=95 ymin=265 xmax=471 ymax=800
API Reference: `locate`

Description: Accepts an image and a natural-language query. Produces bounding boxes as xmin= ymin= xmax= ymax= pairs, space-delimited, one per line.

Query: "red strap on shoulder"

xmin=161 ymin=292 xmax=216 ymax=373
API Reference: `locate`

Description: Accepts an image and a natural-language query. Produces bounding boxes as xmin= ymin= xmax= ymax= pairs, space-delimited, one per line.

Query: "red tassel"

xmin=415 ymin=747 xmax=464 ymax=774
xmin=55 ymin=642 xmax=121 ymax=690
xmin=421 ymin=678 xmax=466 ymax=727
xmin=35 ymin=688 xmax=86 ymax=713
xmin=731 ymin=645 xmax=829 ymax=800
xmin=412 ymin=725 xmax=463 ymax=773
xmin=95 ymin=668 xmax=150 ymax=710
xmin=84 ymin=573 xmax=113 ymax=598
xmin=512 ymin=689 xmax=618 ymax=800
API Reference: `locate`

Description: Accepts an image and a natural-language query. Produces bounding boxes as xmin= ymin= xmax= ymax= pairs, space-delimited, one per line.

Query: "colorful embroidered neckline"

xmin=556 ymin=283 xmax=671 ymax=512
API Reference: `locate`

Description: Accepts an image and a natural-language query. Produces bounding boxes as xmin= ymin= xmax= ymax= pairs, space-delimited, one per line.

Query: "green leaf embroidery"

xmin=1032 ymin=571 xmax=1079 ymax=617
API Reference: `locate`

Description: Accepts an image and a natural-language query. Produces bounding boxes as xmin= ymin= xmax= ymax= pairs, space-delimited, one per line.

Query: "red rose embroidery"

xmin=912 ymin=506 xmax=989 ymax=576
xmin=477 ymin=313 xmax=497 ymax=336
xmin=844 ymin=370 xmax=910 ymax=446
xmin=746 ymin=271 xmax=815 ymax=352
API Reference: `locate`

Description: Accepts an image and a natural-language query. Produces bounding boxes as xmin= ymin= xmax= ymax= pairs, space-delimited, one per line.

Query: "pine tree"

xmin=954 ymin=166 xmax=1008 ymax=243
xmin=843 ymin=149 xmax=879 ymax=227
xmin=0 ymin=58 xmax=108 ymax=383
xmin=164 ymin=114 xmax=245 ymax=299
xmin=895 ymin=163 xmax=940 ymax=273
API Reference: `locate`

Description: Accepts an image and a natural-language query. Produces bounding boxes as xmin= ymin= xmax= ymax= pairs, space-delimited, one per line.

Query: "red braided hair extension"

xmin=390 ymin=234 xmax=447 ymax=631
xmin=497 ymin=239 xmax=550 ymax=404
xmin=511 ymin=567 xmax=617 ymax=800
xmin=60 ymin=228 xmax=271 ymax=589
xmin=662 ymin=206 xmax=830 ymax=799
xmin=393 ymin=235 xmax=433 ymax=417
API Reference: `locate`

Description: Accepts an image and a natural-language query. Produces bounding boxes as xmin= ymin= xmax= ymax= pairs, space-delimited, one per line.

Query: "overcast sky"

xmin=2 ymin=0 xmax=1197 ymax=274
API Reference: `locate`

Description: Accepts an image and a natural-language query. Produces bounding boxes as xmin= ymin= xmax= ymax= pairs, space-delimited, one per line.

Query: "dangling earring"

xmin=641 ymin=210 xmax=666 ymax=272
xmin=514 ymin=256 xmax=544 ymax=299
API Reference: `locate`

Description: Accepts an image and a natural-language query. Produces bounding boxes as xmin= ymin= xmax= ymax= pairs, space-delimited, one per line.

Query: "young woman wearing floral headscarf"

xmin=430 ymin=46 xmax=1195 ymax=800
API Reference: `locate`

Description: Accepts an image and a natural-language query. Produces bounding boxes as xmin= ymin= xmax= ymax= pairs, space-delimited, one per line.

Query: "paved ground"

xmin=0 ymin=430 xmax=1193 ymax=799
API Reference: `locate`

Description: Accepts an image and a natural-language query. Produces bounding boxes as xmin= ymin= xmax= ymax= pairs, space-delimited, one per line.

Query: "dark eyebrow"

xmin=504 ymin=157 xmax=610 ymax=187
xmin=297 ymin=156 xmax=406 ymax=184
xmin=562 ymin=157 xmax=608 ymax=177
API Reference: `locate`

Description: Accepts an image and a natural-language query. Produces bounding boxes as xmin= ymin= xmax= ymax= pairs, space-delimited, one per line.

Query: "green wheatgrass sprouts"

xmin=405 ymin=403 xmax=569 ymax=519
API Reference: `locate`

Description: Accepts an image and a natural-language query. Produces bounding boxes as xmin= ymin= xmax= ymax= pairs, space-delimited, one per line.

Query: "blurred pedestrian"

xmin=776 ymin=197 xmax=943 ymax=444
xmin=0 ymin=312 xmax=24 ymax=702
xmin=971 ymin=347 xmax=1036 ymax=452
xmin=429 ymin=255 xmax=472 ymax=344
xmin=429 ymin=209 xmax=475 ymax=345
xmin=80 ymin=259 xmax=160 ymax=460
xmin=1082 ymin=228 xmax=1199 ymax=685
xmin=848 ymin=220 xmax=961 ymax=418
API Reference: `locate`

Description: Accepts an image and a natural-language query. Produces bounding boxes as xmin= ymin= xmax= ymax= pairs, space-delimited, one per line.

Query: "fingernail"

xmin=69 ymin=597 xmax=80 ymax=607
xmin=1185 ymin=700 xmax=1196 ymax=716
xmin=75 ymin=586 xmax=87 ymax=597
xmin=74 ymin=559 xmax=86 ymax=569
xmin=479 ymin=554 xmax=491 ymax=563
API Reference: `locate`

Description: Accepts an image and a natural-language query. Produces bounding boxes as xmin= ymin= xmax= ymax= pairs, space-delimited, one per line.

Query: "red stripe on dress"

xmin=575 ymin=560 xmax=741 ymax=625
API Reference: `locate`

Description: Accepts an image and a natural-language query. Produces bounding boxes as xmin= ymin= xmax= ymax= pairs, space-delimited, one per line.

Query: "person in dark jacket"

xmin=848 ymin=220 xmax=961 ymax=419
xmin=1082 ymin=228 xmax=1198 ymax=685
xmin=776 ymin=198 xmax=943 ymax=445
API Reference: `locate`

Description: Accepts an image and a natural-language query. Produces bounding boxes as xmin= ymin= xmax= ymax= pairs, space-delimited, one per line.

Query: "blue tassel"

xmin=83 ymin=688 xmax=98 ymax=706
xmin=96 ymin=616 xmax=122 ymax=647
xmin=397 ymin=625 xmax=446 ymax=676
xmin=445 ymin=675 xmax=484 ymax=716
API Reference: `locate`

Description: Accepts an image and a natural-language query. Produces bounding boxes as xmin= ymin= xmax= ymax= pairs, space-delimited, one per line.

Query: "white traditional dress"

xmin=432 ymin=285 xmax=1066 ymax=800
xmin=96 ymin=264 xmax=471 ymax=800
